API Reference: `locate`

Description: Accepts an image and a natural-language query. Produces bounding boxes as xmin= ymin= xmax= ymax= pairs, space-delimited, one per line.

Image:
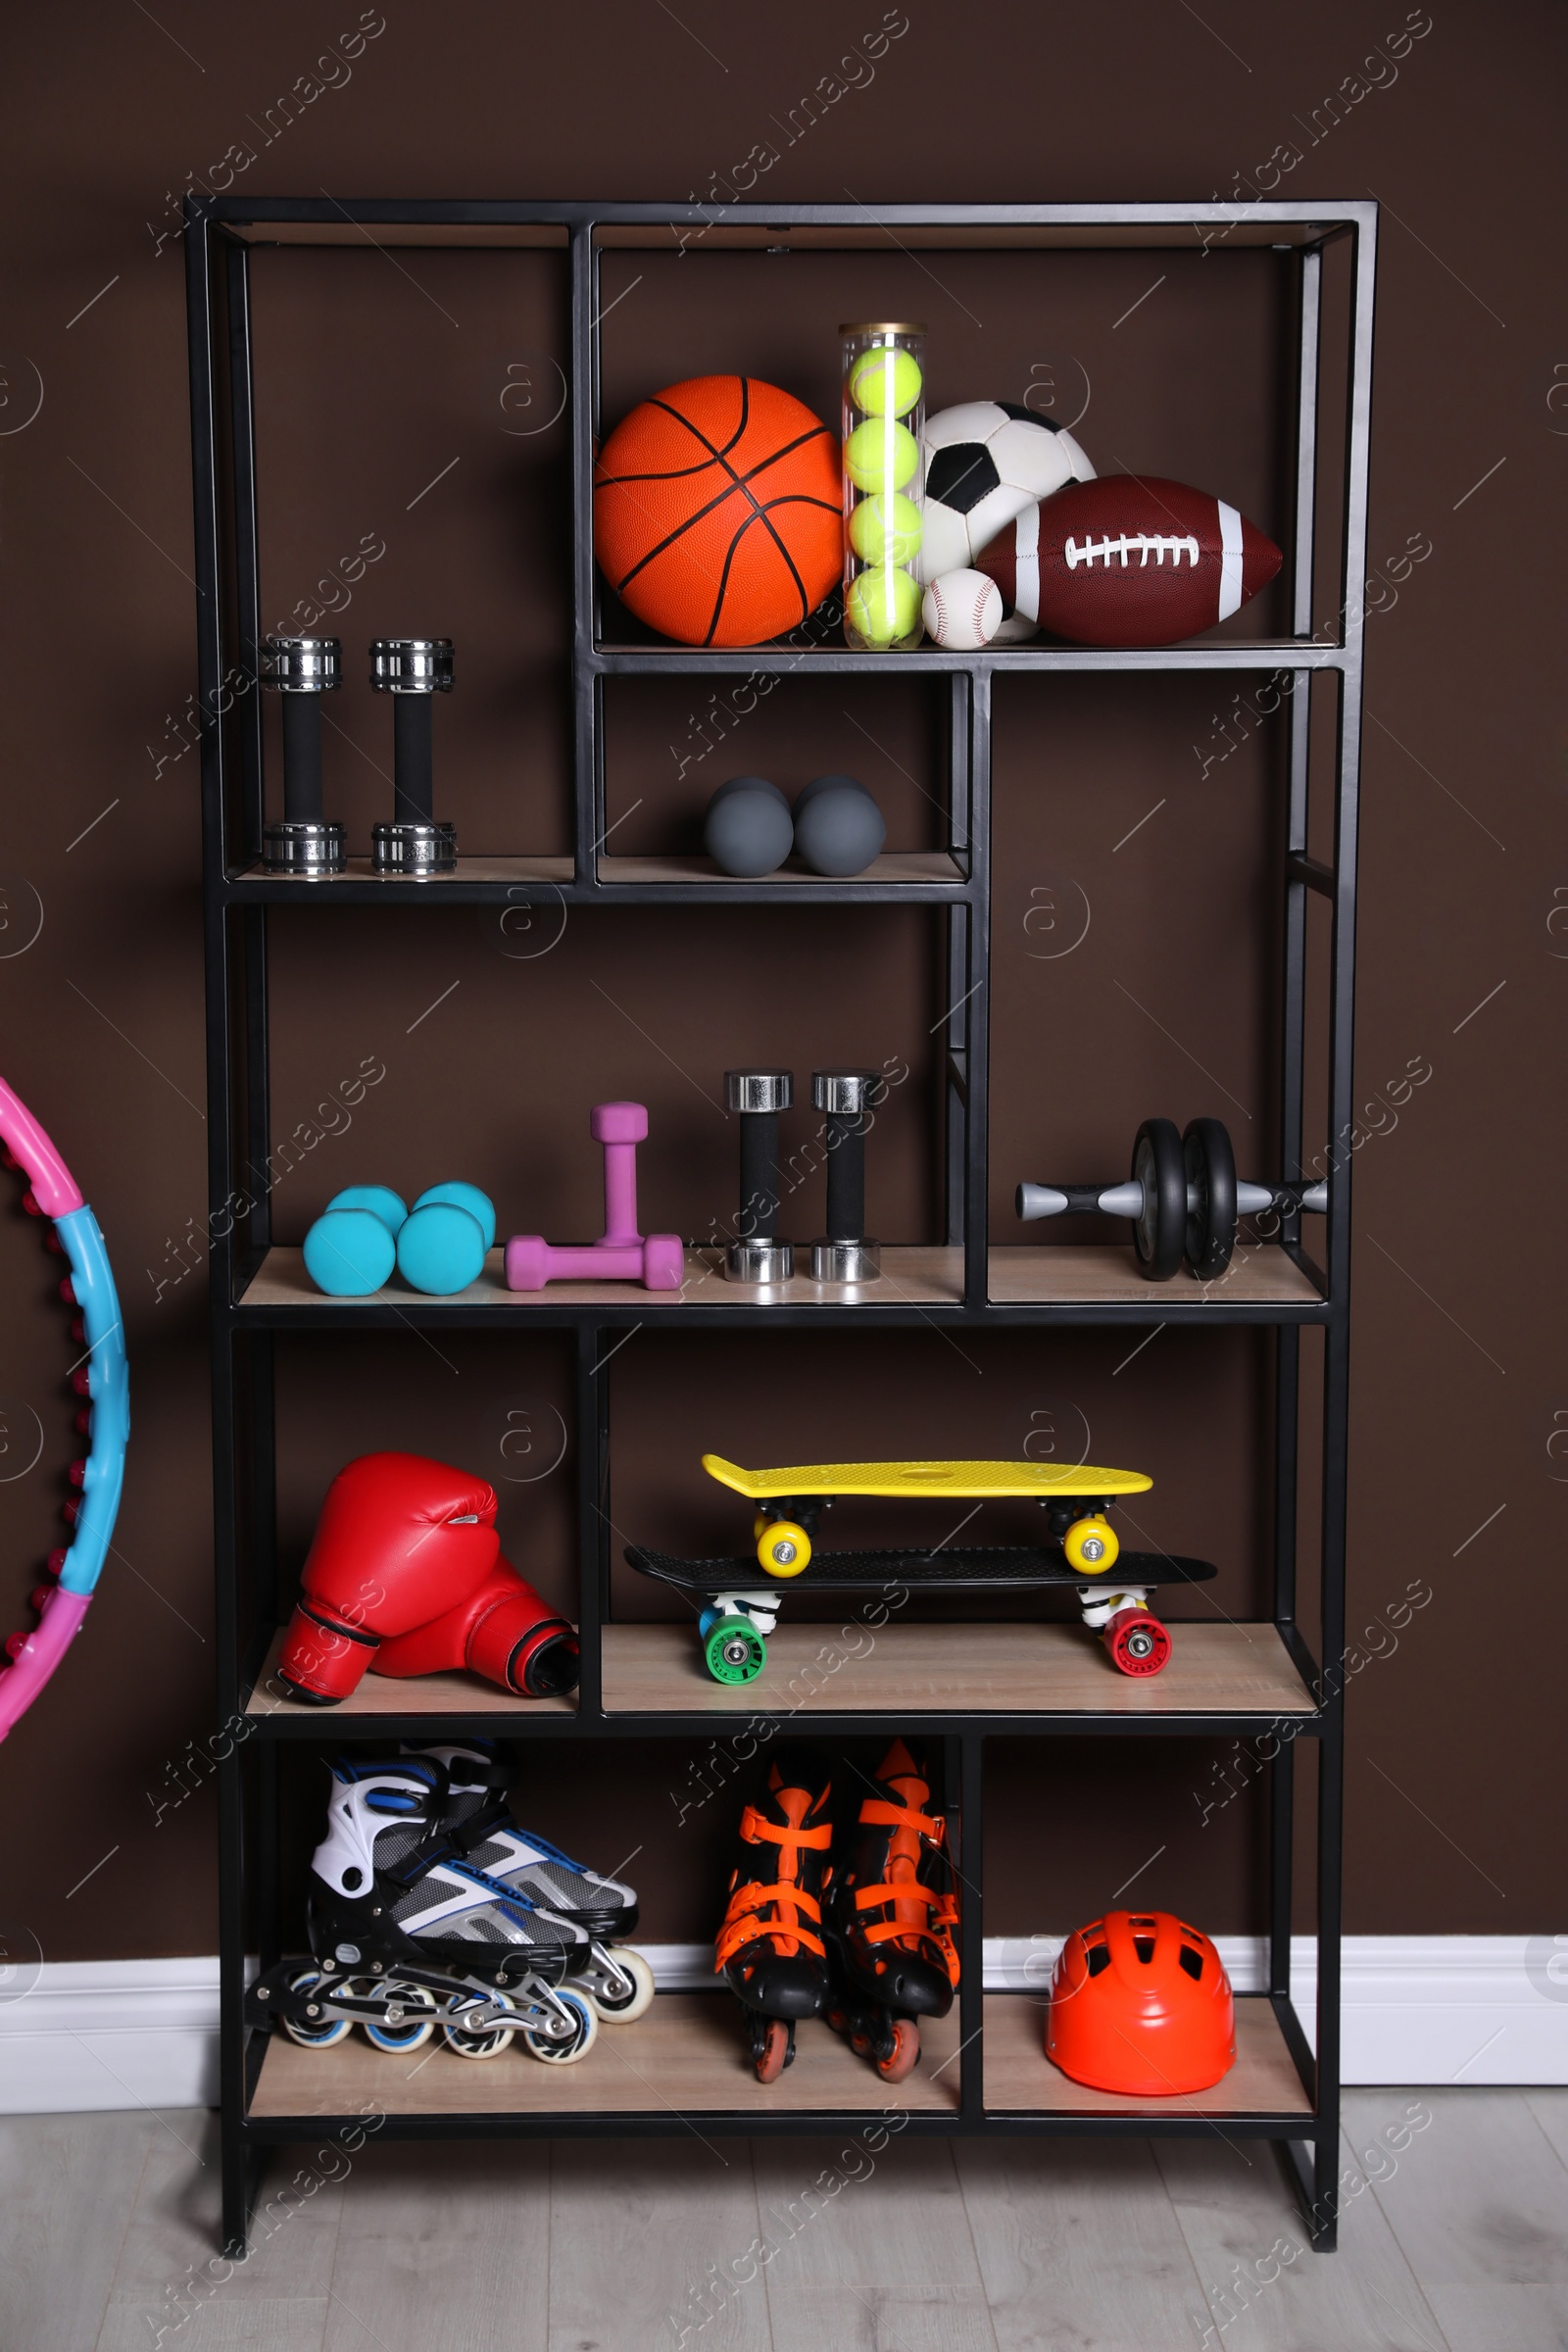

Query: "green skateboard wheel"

xmin=703 ymin=1615 xmax=766 ymax=1685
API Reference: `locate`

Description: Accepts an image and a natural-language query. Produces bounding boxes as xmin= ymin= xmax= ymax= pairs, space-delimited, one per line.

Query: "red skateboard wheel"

xmin=1103 ymin=1605 xmax=1170 ymax=1677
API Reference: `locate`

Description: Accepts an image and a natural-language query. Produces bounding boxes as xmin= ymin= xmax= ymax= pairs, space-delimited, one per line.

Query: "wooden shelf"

xmin=247 ymin=1990 xmax=1306 ymax=2126
xmin=233 ymin=856 xmax=573 ymax=886
xmin=238 ymin=1246 xmax=1327 ymax=1316
xmin=239 ymin=1245 xmax=964 ymax=1312
xmin=249 ymin=1990 xmax=960 ymax=2119
xmin=988 ymin=1246 xmax=1323 ymax=1306
xmin=983 ymin=1993 xmax=1311 ymax=2116
xmin=602 ymin=1621 xmax=1315 ymax=1718
xmin=244 ymin=1633 xmax=577 ymax=1723
xmin=596 ymin=852 xmax=964 ymax=887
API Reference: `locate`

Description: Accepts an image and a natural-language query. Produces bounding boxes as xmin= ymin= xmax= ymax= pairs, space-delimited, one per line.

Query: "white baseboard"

xmin=0 ymin=1958 xmax=220 ymax=2116
xmin=4 ymin=1939 xmax=1564 ymax=2114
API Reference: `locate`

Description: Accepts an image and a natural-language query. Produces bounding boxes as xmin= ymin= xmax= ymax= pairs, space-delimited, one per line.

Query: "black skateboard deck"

xmin=627 ymin=1544 xmax=1216 ymax=1598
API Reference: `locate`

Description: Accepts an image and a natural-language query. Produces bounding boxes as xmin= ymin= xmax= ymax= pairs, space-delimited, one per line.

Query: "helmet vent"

xmin=1178 ymin=1944 xmax=1204 ymax=1981
xmin=1133 ymin=1936 xmax=1154 ymax=1964
xmin=1085 ymin=1942 xmax=1110 ymax=1978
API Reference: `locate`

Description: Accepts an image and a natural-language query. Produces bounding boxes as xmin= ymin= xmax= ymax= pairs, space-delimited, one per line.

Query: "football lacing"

xmin=1064 ymin=533 xmax=1200 ymax=570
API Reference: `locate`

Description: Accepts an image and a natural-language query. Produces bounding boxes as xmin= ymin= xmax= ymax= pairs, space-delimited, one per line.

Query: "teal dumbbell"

xmin=302 ymin=1182 xmax=496 ymax=1298
xmin=303 ymin=1186 xmax=408 ymax=1296
xmin=396 ymin=1182 xmax=496 ymax=1295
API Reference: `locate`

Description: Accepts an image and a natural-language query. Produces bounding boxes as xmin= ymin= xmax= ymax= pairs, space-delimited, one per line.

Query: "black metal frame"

xmin=185 ymin=195 xmax=1374 ymax=2259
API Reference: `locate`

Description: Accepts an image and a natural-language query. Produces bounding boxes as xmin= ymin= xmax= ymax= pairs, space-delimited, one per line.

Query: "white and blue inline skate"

xmin=253 ymin=1756 xmax=599 ymax=2063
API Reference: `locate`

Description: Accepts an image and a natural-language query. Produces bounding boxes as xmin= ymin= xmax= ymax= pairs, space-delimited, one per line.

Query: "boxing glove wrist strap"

xmin=295 ymin=1599 xmax=380 ymax=1649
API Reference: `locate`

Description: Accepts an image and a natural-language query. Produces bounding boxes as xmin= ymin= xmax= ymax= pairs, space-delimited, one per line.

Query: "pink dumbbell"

xmin=505 ymin=1102 xmax=684 ymax=1292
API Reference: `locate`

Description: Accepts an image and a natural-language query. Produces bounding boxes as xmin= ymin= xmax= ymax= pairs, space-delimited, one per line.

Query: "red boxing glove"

xmin=374 ymin=1555 xmax=578 ymax=1698
xmin=276 ymin=1452 xmax=502 ymax=1705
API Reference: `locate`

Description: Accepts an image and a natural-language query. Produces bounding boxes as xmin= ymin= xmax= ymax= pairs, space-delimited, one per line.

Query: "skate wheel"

xmin=757 ymin=1520 xmax=810 ymax=1578
xmin=875 ymin=2017 xmax=920 ymax=2083
xmin=755 ymin=2017 xmax=791 ymax=2083
xmin=444 ymin=2019 xmax=515 ymax=2059
xmin=280 ymin=1966 xmax=352 ymax=2049
xmin=1064 ymin=1513 xmax=1118 ymax=1574
xmin=523 ymin=1988 xmax=598 ymax=2065
xmin=589 ymin=1946 xmax=656 ymax=2024
xmin=704 ymin=1614 xmax=766 ymax=1685
xmin=361 ymin=1981 xmax=437 ymax=2053
xmin=1104 ymin=1606 xmax=1171 ymax=1677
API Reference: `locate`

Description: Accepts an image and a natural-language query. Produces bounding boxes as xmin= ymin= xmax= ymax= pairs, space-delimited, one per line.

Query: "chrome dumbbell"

xmin=261 ymin=636 xmax=345 ymax=874
xmin=1016 ymin=1116 xmax=1327 ymax=1281
xmin=369 ymin=637 xmax=456 ymax=874
xmin=811 ymin=1068 xmax=885 ymax=1284
xmin=724 ymin=1070 xmax=794 ymax=1284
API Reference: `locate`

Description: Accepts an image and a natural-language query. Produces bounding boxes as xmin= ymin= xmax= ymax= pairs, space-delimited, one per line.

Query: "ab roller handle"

xmin=725 ymin=1070 xmax=793 ymax=1284
xmin=262 ymin=636 xmax=345 ymax=874
xmin=370 ymin=638 xmax=456 ymax=874
xmin=1017 ymin=1115 xmax=1327 ymax=1282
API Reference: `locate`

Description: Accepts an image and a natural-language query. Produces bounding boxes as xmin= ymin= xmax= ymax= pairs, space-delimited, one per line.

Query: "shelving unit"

xmin=186 ymin=195 xmax=1374 ymax=2254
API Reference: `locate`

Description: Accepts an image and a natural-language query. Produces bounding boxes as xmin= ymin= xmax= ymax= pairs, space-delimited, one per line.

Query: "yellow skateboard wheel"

xmin=1064 ymin=1514 xmax=1117 ymax=1574
xmin=757 ymin=1520 xmax=811 ymax=1578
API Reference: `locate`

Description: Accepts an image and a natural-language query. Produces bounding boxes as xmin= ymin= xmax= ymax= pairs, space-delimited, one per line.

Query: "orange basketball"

xmin=594 ymin=376 xmax=843 ymax=647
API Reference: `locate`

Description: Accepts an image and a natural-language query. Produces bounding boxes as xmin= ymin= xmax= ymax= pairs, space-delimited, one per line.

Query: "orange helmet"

xmin=1046 ymin=1910 xmax=1235 ymax=2095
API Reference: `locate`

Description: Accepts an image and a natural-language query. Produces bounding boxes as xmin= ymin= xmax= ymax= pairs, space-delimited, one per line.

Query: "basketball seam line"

xmin=611 ymin=489 xmax=840 ymax=599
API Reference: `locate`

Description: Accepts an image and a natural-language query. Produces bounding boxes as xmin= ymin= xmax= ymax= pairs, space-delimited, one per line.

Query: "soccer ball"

xmin=916 ymin=401 xmax=1094 ymax=585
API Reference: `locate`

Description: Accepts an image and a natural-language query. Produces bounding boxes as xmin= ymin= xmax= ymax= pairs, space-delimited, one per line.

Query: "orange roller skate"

xmin=714 ymin=1750 xmax=834 ymax=2082
xmin=824 ymin=1739 xmax=959 ymax=2083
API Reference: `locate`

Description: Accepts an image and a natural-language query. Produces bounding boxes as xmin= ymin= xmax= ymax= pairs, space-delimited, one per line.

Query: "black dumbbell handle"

xmin=279 ymin=693 xmax=324 ymax=824
xmin=392 ymin=697 xmax=435 ymax=827
xmin=738 ymin=1109 xmax=781 ymax=1242
xmin=824 ymin=1109 xmax=865 ymax=1241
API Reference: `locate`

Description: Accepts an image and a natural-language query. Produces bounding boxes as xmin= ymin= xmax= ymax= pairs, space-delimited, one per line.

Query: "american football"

xmin=917 ymin=400 xmax=1094 ymax=583
xmin=975 ymin=475 xmax=1282 ymax=647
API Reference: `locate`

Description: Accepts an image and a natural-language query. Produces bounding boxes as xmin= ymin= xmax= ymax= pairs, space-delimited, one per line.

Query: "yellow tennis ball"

xmin=844 ymin=417 xmax=919 ymax=494
xmin=848 ymin=491 xmax=924 ymax=567
xmin=848 ymin=346 xmax=923 ymax=418
xmin=846 ymin=564 xmax=923 ymax=646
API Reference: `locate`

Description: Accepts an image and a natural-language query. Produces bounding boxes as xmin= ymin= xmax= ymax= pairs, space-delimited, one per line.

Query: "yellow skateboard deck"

xmin=701 ymin=1454 xmax=1152 ymax=1501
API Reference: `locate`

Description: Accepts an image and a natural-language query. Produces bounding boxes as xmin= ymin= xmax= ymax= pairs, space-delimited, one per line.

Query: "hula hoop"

xmin=0 ymin=1074 xmax=128 ymax=1740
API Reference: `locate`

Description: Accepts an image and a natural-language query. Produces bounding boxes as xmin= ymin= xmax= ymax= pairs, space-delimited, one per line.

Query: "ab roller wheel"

xmin=1130 ymin=1118 xmax=1186 ymax=1282
xmin=1183 ymin=1116 xmax=1238 ymax=1282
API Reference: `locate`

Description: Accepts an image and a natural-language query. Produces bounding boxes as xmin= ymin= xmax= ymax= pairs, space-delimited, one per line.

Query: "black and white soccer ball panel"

xmin=917 ymin=401 xmax=1094 ymax=583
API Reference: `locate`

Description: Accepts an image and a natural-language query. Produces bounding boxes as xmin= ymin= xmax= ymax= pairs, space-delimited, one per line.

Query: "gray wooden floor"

xmin=3 ymin=2090 xmax=1565 ymax=2350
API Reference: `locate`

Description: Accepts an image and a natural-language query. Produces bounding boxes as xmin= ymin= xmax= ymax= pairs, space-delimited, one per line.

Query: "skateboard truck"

xmin=724 ymin=1069 xmax=793 ymax=1284
xmin=261 ymin=636 xmax=345 ymax=875
xmin=811 ymin=1068 xmax=884 ymax=1284
xmin=505 ymin=1102 xmax=684 ymax=1292
xmin=369 ymin=637 xmax=457 ymax=874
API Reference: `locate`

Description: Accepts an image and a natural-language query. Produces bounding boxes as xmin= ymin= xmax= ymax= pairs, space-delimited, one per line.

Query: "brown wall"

xmin=0 ymin=1 xmax=1560 ymax=1962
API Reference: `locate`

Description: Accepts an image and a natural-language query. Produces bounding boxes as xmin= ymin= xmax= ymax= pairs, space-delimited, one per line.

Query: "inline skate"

xmin=251 ymin=1757 xmax=598 ymax=2063
xmin=823 ymin=1739 xmax=958 ymax=2083
xmin=715 ymin=1748 xmax=834 ymax=2082
xmin=401 ymin=1740 xmax=655 ymax=2024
